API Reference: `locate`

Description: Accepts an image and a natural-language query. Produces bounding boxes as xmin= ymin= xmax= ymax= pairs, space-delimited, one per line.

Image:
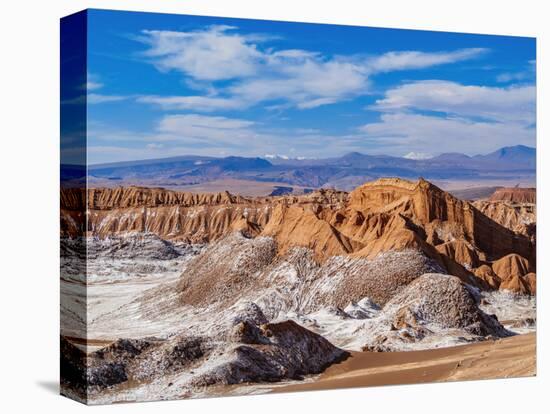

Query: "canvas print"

xmin=60 ymin=9 xmax=536 ymax=405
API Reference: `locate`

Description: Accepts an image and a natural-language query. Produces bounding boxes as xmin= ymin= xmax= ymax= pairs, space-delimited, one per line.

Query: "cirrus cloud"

xmin=136 ymin=95 xmax=245 ymax=112
xmin=366 ymin=48 xmax=488 ymax=72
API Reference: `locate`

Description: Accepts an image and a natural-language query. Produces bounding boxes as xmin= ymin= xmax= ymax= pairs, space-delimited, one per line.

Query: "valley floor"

xmin=213 ymin=332 xmax=535 ymax=397
xmin=273 ymin=332 xmax=536 ymax=393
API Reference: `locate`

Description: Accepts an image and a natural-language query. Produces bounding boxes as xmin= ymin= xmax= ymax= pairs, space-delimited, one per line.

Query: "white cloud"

xmin=88 ymin=113 xmax=363 ymax=161
xmin=136 ymin=95 xmax=245 ymax=111
xmin=146 ymin=143 xmax=164 ymax=149
xmin=87 ymin=113 xmax=266 ymax=163
xmin=371 ymin=80 xmax=535 ymax=124
xmin=158 ymin=114 xmax=255 ymax=132
xmin=227 ymin=58 xmax=368 ymax=109
xmin=366 ymin=48 xmax=488 ymax=72
xmin=86 ymin=81 xmax=103 ymax=91
xmin=151 ymin=114 xmax=262 ymax=147
xmin=62 ymin=93 xmax=130 ymax=105
xmin=358 ymin=112 xmax=534 ymax=155
xmin=81 ymin=74 xmax=131 ymax=104
xmin=87 ymin=93 xmax=129 ymax=104
xmin=87 ymin=145 xmax=203 ymax=164
xmin=496 ymin=60 xmax=536 ymax=83
xmin=89 ymin=114 xmax=257 ymax=146
xmin=86 ymin=72 xmax=103 ymax=91
xmin=359 ymin=79 xmax=535 ymax=155
xmin=138 ymin=26 xmax=487 ymax=111
xmin=141 ymin=26 xmax=263 ymax=81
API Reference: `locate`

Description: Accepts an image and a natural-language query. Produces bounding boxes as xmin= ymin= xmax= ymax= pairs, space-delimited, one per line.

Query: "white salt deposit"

xmin=61 ymin=233 xmax=536 ymax=403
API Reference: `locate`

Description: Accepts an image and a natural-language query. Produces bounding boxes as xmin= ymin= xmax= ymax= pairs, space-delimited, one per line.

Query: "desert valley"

xmin=60 ymin=176 xmax=536 ymax=404
xmin=58 ymin=10 xmax=538 ymax=406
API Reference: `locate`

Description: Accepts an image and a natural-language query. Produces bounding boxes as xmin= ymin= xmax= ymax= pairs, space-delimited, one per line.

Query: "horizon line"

xmin=79 ymin=143 xmax=536 ymax=167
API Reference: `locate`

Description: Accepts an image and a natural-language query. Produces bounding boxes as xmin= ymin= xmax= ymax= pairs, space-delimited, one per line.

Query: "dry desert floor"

xmin=271 ymin=332 xmax=536 ymax=393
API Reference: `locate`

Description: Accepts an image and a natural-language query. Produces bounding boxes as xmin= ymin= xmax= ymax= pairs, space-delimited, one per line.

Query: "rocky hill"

xmin=473 ymin=199 xmax=535 ymax=241
xmin=60 ymin=178 xmax=536 ymax=295
xmin=60 ymin=177 xmax=537 ymax=402
xmin=488 ymin=187 xmax=536 ymax=204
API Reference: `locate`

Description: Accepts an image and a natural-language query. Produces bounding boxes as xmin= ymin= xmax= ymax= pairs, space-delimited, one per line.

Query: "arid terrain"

xmin=272 ymin=332 xmax=536 ymax=394
xmin=60 ymin=178 xmax=536 ymax=404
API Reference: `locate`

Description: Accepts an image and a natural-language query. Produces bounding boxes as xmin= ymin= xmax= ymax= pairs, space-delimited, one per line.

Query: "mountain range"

xmin=62 ymin=145 xmax=536 ymax=191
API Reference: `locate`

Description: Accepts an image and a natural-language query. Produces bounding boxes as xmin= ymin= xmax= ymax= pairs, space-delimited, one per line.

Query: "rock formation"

xmin=362 ymin=273 xmax=511 ymax=351
xmin=61 ymin=178 xmax=536 ymax=298
xmin=60 ymin=176 xmax=537 ymax=401
xmin=386 ymin=273 xmax=508 ymax=337
xmin=489 ymin=187 xmax=536 ymax=204
xmin=61 ymin=316 xmax=348 ymax=401
xmin=176 ymin=232 xmax=443 ymax=311
xmin=473 ymin=200 xmax=535 ymax=240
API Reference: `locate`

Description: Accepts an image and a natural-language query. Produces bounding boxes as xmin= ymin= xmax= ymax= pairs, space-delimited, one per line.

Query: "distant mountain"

xmin=89 ymin=156 xmax=272 ymax=178
xmin=430 ymin=152 xmax=472 ymax=162
xmin=473 ymin=145 xmax=536 ymax=168
xmin=208 ymin=156 xmax=272 ymax=171
xmin=83 ymin=145 xmax=535 ymax=190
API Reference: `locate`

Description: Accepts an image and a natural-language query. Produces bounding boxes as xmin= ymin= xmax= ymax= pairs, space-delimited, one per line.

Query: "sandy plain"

xmin=271 ymin=332 xmax=536 ymax=393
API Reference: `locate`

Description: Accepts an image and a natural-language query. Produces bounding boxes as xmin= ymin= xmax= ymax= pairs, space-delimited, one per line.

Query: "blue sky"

xmin=82 ymin=9 xmax=536 ymax=164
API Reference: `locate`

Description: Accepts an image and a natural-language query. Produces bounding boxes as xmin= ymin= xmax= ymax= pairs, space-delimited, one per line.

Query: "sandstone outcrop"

xmin=490 ymin=253 xmax=536 ymax=295
xmin=473 ymin=200 xmax=535 ymax=240
xmin=489 ymin=187 xmax=536 ymax=204
xmin=524 ymin=273 xmax=537 ymax=295
xmin=61 ymin=178 xmax=536 ymax=293
xmin=492 ymin=253 xmax=532 ymax=280
xmin=473 ymin=265 xmax=501 ymax=289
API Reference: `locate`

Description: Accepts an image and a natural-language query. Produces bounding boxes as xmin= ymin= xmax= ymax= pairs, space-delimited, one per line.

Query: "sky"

xmin=80 ymin=9 xmax=536 ymax=164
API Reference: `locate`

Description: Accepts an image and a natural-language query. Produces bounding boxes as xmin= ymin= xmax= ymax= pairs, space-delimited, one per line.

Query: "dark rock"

xmin=193 ymin=320 xmax=349 ymax=386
